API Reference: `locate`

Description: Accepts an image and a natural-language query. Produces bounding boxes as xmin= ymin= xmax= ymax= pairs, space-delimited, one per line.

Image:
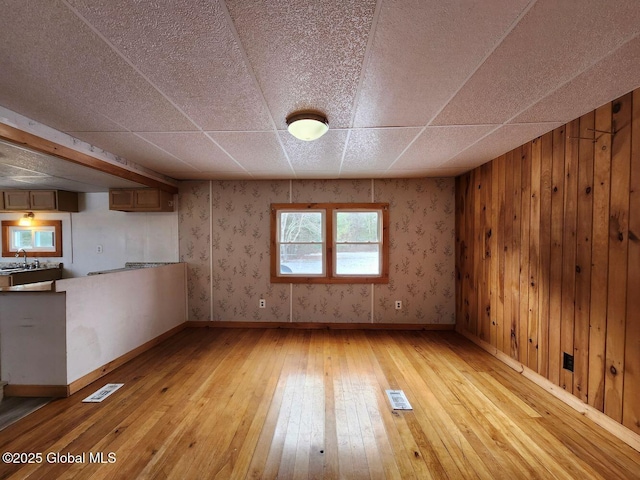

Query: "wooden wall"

xmin=455 ymin=87 xmax=640 ymax=434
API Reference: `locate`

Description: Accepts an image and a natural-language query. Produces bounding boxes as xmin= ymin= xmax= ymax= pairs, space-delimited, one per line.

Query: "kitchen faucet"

xmin=15 ymin=248 xmax=28 ymax=268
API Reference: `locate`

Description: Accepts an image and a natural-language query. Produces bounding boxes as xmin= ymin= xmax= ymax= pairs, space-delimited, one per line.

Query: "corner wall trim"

xmin=185 ymin=321 xmax=455 ymax=331
xmin=456 ymin=326 xmax=640 ymax=453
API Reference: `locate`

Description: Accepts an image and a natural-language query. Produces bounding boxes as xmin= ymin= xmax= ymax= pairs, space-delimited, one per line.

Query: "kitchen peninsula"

xmin=0 ymin=262 xmax=187 ymax=397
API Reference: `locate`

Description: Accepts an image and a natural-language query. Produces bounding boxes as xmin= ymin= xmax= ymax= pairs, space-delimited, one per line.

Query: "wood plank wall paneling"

xmin=455 ymin=87 xmax=640 ymax=435
xmin=605 ymin=92 xmax=632 ymax=423
xmin=623 ymin=89 xmax=640 ymax=433
xmin=589 ymin=102 xmax=613 ymax=411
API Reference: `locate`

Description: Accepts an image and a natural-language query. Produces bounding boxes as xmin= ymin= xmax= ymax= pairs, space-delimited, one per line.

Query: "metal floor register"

xmin=385 ymin=390 xmax=413 ymax=410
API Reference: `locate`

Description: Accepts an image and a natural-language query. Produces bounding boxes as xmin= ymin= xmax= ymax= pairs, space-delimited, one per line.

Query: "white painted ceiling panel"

xmin=225 ymin=0 xmax=377 ymax=129
xmin=392 ymin=125 xmax=498 ymax=171
xmin=69 ymin=132 xmax=197 ymax=174
xmin=67 ymin=0 xmax=273 ymax=131
xmin=512 ymin=35 xmax=640 ymax=124
xmin=447 ymin=123 xmax=564 ymax=168
xmin=208 ymin=132 xmax=293 ymax=174
xmin=432 ymin=0 xmax=640 ymax=126
xmin=279 ymin=130 xmax=349 ymax=174
xmin=353 ymin=0 xmax=531 ymax=127
xmin=0 ymin=1 xmax=193 ymax=132
xmin=1 ymin=0 xmax=639 ymax=185
xmin=341 ymin=128 xmax=421 ymax=172
xmin=0 ymin=80 xmax=125 ymax=134
xmin=137 ymin=132 xmax=244 ymax=173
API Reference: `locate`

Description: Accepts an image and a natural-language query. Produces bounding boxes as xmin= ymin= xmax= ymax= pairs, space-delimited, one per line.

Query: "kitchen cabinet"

xmin=3 ymin=191 xmax=30 ymax=210
xmin=109 ymin=188 xmax=174 ymax=212
xmin=1 ymin=190 xmax=78 ymax=212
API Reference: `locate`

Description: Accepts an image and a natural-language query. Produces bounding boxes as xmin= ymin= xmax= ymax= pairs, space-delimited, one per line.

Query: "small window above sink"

xmin=1 ymin=220 xmax=62 ymax=257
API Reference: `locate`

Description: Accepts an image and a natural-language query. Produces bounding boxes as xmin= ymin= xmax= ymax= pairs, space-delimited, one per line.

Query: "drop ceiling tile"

xmin=444 ymin=122 xmax=563 ymax=169
xmin=0 ymin=78 xmax=126 ymax=133
xmin=0 ymin=1 xmax=193 ymax=132
xmin=171 ymin=171 xmax=253 ymax=180
xmin=69 ymin=132 xmax=195 ymax=174
xmin=292 ymin=179 xmax=372 ymax=203
xmin=5 ymin=175 xmax=107 ymax=193
xmin=0 ymin=163 xmax=48 ymax=177
xmin=64 ymin=171 xmax=144 ymax=189
xmin=226 ymin=0 xmax=377 ymax=129
xmin=433 ymin=0 xmax=640 ymax=126
xmin=67 ymin=0 xmax=273 ymax=131
xmin=0 ymin=177 xmax=51 ymax=189
xmin=341 ymin=128 xmax=421 ymax=173
xmin=512 ymin=35 xmax=640 ymax=124
xmin=392 ymin=168 xmax=471 ymax=178
xmin=279 ymin=130 xmax=348 ymax=174
xmin=138 ymin=132 xmax=244 ymax=173
xmin=353 ymin=0 xmax=530 ymax=127
xmin=392 ymin=125 xmax=498 ymax=171
xmin=207 ymin=132 xmax=293 ymax=174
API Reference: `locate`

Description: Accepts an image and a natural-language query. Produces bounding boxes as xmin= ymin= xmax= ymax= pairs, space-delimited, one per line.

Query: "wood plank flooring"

xmin=0 ymin=328 xmax=639 ymax=479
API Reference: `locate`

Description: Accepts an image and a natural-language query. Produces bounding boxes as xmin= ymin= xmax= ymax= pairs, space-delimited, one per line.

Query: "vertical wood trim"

xmin=490 ymin=160 xmax=499 ymax=348
xmin=549 ymin=127 xmax=566 ymax=385
xmin=538 ymin=132 xmax=553 ymax=378
xmin=503 ymin=151 xmax=515 ymax=354
xmin=604 ymin=93 xmax=632 ymax=422
xmin=455 ymin=176 xmax=464 ymax=332
xmin=519 ymin=143 xmax=532 ymax=365
xmin=528 ymin=138 xmax=541 ymax=372
xmin=496 ymin=154 xmax=506 ymax=353
xmin=473 ymin=169 xmax=482 ymax=336
xmin=622 ymin=89 xmax=640 ymax=434
xmin=561 ymin=119 xmax=579 ymax=392
xmin=588 ymin=102 xmax=613 ymax=411
xmin=511 ymin=147 xmax=522 ymax=361
xmin=574 ymin=111 xmax=595 ymax=403
xmin=465 ymin=173 xmax=475 ymax=332
xmin=481 ymin=163 xmax=492 ymax=342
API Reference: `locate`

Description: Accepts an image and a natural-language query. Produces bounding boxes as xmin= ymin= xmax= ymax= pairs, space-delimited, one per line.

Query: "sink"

xmin=0 ymin=267 xmax=24 ymax=273
xmin=0 ymin=266 xmax=62 ymax=287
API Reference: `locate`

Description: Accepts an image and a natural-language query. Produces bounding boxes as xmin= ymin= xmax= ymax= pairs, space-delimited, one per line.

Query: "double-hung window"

xmin=271 ymin=203 xmax=389 ymax=284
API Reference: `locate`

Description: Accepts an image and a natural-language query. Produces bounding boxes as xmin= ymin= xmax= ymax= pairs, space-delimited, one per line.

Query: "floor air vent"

xmin=82 ymin=383 xmax=124 ymax=403
xmin=386 ymin=390 xmax=413 ymax=410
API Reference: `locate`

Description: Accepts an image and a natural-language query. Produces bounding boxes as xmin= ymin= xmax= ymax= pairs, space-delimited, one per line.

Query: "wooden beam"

xmin=0 ymin=123 xmax=178 ymax=194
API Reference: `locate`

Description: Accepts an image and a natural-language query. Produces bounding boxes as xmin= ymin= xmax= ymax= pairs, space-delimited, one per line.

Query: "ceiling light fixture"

xmin=19 ymin=212 xmax=35 ymax=226
xmin=286 ymin=112 xmax=329 ymax=141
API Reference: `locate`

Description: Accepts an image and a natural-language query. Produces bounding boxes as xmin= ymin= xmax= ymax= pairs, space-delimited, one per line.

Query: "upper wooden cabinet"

xmin=1 ymin=190 xmax=78 ymax=212
xmin=109 ymin=188 xmax=174 ymax=212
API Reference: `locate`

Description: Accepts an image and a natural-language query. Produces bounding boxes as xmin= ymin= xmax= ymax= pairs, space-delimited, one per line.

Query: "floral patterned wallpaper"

xmin=179 ymin=178 xmax=455 ymax=324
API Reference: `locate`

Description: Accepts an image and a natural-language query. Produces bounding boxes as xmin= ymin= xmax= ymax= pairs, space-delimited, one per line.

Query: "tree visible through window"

xmin=271 ymin=203 xmax=389 ymax=284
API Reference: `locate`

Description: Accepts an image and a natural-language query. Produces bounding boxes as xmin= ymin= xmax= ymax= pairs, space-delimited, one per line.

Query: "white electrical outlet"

xmin=395 ymin=300 xmax=402 ymax=310
xmin=96 ymin=245 xmax=103 ymax=254
xmin=259 ymin=299 xmax=266 ymax=308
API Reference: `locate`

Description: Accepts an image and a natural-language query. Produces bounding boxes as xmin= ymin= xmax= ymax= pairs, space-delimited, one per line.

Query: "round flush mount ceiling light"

xmin=286 ymin=112 xmax=329 ymax=141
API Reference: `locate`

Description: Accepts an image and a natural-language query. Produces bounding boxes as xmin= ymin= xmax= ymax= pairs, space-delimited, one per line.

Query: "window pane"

xmin=280 ymin=244 xmax=323 ymax=274
xmin=335 ymin=244 xmax=380 ymax=275
xmin=13 ymin=230 xmax=33 ymax=249
xmin=336 ymin=212 xmax=379 ymax=242
xmin=280 ymin=212 xmax=323 ymax=242
xmin=34 ymin=230 xmax=54 ymax=247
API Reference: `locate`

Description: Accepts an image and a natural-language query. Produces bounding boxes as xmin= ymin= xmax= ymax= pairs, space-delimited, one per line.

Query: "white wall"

xmin=57 ymin=263 xmax=187 ymax=384
xmin=0 ymin=192 xmax=179 ymax=277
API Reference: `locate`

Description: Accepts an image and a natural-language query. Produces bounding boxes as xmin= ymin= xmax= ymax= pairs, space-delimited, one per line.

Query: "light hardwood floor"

xmin=0 ymin=328 xmax=639 ymax=479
